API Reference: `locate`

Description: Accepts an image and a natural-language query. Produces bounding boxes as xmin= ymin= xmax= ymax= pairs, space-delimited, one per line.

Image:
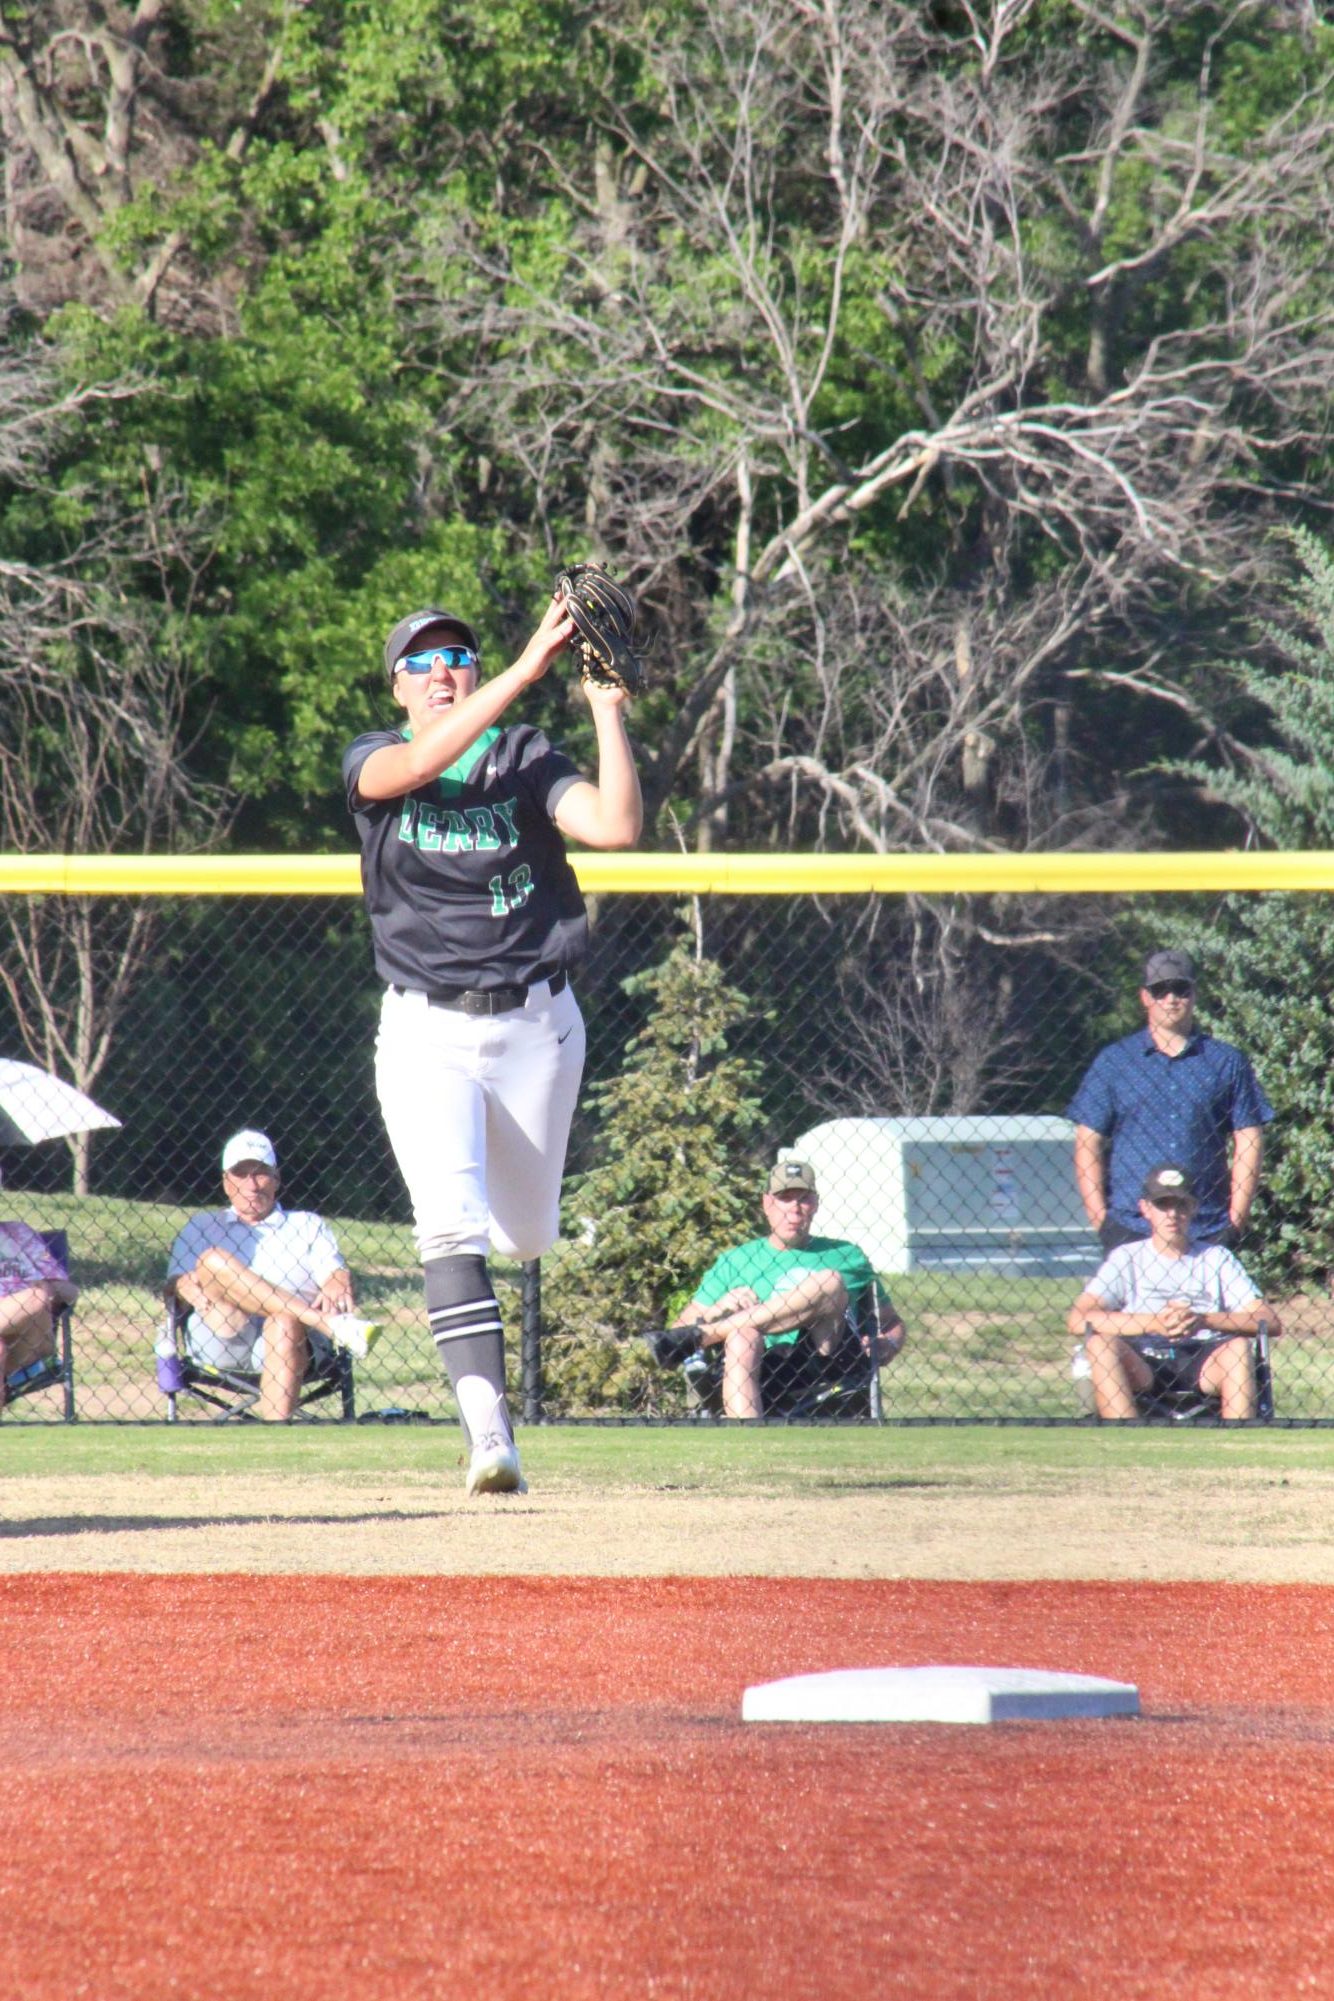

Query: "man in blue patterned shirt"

xmin=1066 ymin=950 xmax=1272 ymax=1253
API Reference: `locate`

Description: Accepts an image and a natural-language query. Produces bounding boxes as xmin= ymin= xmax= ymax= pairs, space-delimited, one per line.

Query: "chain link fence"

xmin=1 ymin=867 xmax=1329 ymax=1423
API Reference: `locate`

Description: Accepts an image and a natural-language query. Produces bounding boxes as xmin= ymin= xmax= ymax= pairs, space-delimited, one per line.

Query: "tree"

xmin=10 ymin=2 xmax=1333 ymax=860
xmin=0 ymin=0 xmax=290 ymax=328
xmin=1158 ymin=527 xmax=1334 ymax=1287
xmin=4 ymin=1 xmax=1334 ymax=1148
xmin=0 ymin=307 xmax=231 ymax=1191
xmin=426 ymin=1 xmax=1334 ymax=837
xmin=541 ymin=915 xmax=768 ymax=1412
xmin=0 ymin=1 xmax=577 ymax=845
xmin=413 ymin=0 xmax=1334 ymax=1100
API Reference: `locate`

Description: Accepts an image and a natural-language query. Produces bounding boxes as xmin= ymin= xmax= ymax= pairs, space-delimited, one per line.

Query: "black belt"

xmin=391 ymin=970 xmax=567 ymax=1016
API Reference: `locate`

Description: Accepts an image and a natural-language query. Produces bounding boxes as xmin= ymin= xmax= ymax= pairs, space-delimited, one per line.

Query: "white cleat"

xmin=326 ymin=1313 xmax=383 ymax=1360
xmin=466 ymin=1432 xmax=528 ymax=1497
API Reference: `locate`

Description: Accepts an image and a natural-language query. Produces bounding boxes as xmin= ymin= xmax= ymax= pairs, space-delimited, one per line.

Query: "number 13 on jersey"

xmin=488 ymin=864 xmax=534 ymax=916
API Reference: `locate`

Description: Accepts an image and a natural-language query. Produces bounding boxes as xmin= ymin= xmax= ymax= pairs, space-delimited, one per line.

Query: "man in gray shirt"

xmin=1067 ymin=1162 xmax=1277 ymax=1420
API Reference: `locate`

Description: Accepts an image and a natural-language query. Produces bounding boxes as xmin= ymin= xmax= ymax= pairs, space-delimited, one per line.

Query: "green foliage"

xmin=7 ymin=0 xmax=1334 ymax=1183
xmin=1159 ymin=530 xmax=1334 ymax=1287
xmin=542 ymin=920 xmax=770 ymax=1412
xmin=10 ymin=0 xmax=1332 ymax=862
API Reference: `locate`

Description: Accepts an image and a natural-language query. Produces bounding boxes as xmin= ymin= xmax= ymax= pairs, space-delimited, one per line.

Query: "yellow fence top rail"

xmin=3 ymin=851 xmax=1334 ymax=895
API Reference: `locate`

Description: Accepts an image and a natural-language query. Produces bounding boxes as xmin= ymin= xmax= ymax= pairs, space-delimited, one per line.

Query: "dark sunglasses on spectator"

xmin=1148 ymin=980 xmax=1193 ymax=999
xmin=399 ymin=646 xmax=480 ymax=675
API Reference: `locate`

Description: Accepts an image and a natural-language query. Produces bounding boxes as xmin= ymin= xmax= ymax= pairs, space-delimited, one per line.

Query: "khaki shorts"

xmin=183 ymin=1313 xmax=334 ymax=1376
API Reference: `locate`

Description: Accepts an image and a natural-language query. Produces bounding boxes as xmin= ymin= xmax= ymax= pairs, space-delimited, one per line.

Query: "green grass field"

xmin=6 ymin=1419 xmax=1334 ymax=1488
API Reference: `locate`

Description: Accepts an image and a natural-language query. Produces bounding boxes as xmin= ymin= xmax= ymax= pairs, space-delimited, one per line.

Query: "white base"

xmin=741 ymin=1665 xmax=1140 ymax=1726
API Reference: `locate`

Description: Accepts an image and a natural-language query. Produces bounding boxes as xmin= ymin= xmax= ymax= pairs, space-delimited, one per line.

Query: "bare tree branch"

xmin=0 ymin=1 xmax=292 ymax=325
xmin=420 ymin=0 xmax=1332 ymax=857
xmin=0 ymin=311 xmax=233 ymax=1187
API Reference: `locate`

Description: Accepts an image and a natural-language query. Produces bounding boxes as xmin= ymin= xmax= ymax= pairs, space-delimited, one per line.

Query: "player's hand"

xmin=513 ymin=592 xmax=576 ymax=685
xmin=577 ymin=673 xmax=634 ymax=716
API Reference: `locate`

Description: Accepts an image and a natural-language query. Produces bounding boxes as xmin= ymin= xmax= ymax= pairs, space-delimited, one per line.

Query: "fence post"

xmin=868 ymin=1275 xmax=884 ymax=1424
xmin=521 ymin=1258 xmax=544 ymax=1423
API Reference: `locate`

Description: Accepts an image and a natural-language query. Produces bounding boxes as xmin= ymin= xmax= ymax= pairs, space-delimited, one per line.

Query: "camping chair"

xmin=156 ymin=1293 xmax=356 ymax=1423
xmin=682 ymin=1337 xmax=875 ymax=1420
xmin=680 ymin=1287 xmax=881 ymax=1422
xmin=2 ymin=1227 xmax=76 ymax=1421
xmin=1073 ymin=1320 xmax=1274 ymax=1424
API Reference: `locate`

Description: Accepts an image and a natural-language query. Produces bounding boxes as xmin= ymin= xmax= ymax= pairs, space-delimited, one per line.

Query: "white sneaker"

xmin=466 ymin=1432 xmax=528 ymax=1497
xmin=326 ymin=1313 xmax=383 ymax=1360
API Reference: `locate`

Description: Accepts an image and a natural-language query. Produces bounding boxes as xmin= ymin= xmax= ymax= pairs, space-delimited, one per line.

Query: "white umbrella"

xmin=0 ymin=1058 xmax=122 ymax=1147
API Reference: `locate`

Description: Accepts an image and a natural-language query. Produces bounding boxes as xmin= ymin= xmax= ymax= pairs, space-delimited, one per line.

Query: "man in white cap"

xmin=164 ymin=1130 xmax=381 ymax=1421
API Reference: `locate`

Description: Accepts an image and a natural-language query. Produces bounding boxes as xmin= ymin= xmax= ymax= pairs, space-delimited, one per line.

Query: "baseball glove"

xmin=556 ymin=562 xmax=645 ymax=695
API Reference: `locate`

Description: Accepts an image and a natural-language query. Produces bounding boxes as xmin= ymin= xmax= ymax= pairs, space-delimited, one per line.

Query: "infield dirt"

xmin=4 ymin=1441 xmax=1331 ymax=1999
xmin=2 ymin=1457 xmax=1331 ymax=1578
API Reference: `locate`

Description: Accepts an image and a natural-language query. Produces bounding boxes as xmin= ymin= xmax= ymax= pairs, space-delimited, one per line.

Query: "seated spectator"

xmin=0 ymin=1217 xmax=78 ymax=1408
xmin=645 ymin=1157 xmax=905 ymax=1419
xmin=165 ymin=1129 xmax=381 ymax=1422
xmin=1067 ymin=1162 xmax=1277 ymax=1421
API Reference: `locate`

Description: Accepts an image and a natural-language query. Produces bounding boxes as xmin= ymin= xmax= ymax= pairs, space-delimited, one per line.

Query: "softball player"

xmin=343 ymin=590 xmax=642 ymax=1495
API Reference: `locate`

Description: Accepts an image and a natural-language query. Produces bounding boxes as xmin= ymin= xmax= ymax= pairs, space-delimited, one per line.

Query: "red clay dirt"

xmin=0 ymin=1575 xmax=1330 ymax=1999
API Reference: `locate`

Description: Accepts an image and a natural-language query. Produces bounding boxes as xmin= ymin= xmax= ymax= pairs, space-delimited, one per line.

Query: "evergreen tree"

xmin=541 ymin=918 xmax=769 ymax=1413
xmin=1165 ymin=530 xmax=1334 ymax=1287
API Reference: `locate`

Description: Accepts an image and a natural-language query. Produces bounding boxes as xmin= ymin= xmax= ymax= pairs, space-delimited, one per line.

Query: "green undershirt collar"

xmin=399 ymin=725 xmax=501 ymax=798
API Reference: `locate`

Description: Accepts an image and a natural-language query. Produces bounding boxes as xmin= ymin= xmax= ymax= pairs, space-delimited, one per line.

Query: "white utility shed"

xmin=787 ymin=1115 xmax=1100 ymax=1277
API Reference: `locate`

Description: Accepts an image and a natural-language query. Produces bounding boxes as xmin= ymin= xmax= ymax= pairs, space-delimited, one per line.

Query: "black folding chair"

xmin=2 ymin=1226 xmax=76 ymax=1421
xmin=1075 ymin=1320 xmax=1273 ymax=1424
xmin=156 ymin=1293 xmax=356 ymax=1422
xmin=682 ymin=1337 xmax=874 ymax=1420
xmin=678 ymin=1293 xmax=878 ymax=1422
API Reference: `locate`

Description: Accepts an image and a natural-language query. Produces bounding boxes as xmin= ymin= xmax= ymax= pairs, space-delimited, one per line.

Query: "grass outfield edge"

xmin=5 ymin=1422 xmax=1334 ymax=1485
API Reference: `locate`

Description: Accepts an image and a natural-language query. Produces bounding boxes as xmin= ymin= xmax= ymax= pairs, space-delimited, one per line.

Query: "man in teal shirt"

xmin=647 ymin=1158 xmax=905 ymax=1419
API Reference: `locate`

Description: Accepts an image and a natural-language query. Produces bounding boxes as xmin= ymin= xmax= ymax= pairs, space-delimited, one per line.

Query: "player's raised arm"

xmin=552 ymin=684 xmax=643 ymax=850
xmin=356 ymin=597 xmax=575 ymax=803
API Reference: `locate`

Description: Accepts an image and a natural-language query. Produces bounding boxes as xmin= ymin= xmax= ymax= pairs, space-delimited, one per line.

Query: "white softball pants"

xmin=375 ymin=978 xmax=586 ymax=1264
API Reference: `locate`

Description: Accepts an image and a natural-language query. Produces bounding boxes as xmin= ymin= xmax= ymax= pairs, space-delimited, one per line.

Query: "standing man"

xmin=165 ymin=1130 xmax=380 ymax=1423
xmin=1067 ymin=949 xmax=1272 ymax=1252
xmin=645 ymin=1158 xmax=905 ymax=1420
xmin=343 ymin=586 xmax=642 ymax=1498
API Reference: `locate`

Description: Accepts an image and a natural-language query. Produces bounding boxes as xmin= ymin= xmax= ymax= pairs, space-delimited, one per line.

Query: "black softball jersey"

xmin=343 ymin=723 xmax=589 ymax=991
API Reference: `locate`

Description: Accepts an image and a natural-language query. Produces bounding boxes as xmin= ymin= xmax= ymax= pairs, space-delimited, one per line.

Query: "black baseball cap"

xmin=383 ymin=609 xmax=482 ymax=682
xmin=1140 ymin=1163 xmax=1196 ymax=1203
xmin=1142 ymin=949 xmax=1196 ymax=988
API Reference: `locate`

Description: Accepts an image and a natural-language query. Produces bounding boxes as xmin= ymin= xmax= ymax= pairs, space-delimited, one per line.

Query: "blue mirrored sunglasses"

xmin=398 ymin=645 xmax=479 ymax=675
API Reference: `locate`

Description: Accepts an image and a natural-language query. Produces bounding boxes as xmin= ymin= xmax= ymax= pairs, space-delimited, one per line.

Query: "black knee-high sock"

xmin=424 ymin=1254 xmax=508 ymax=1450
